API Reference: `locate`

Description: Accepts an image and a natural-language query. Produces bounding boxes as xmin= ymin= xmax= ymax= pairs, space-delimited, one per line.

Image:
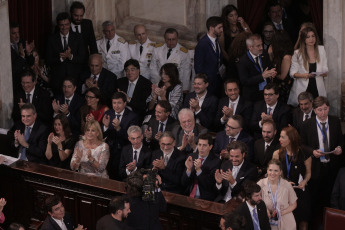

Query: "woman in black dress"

xmin=45 ymin=114 xmax=77 ymax=169
xmin=273 ymin=126 xmax=311 ymax=230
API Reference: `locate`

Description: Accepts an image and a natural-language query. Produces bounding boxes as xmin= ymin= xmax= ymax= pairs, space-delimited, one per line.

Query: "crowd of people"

xmin=3 ymin=0 xmax=345 ymax=230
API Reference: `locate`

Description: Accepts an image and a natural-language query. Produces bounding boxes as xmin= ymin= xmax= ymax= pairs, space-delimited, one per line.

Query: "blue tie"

xmin=252 ymin=207 xmax=260 ymax=230
xmin=21 ymin=126 xmax=31 ymax=160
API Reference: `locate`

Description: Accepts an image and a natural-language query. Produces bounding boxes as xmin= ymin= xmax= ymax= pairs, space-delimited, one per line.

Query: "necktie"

xmin=13 ymin=44 xmax=19 ymax=54
xmin=65 ymin=99 xmax=70 ymax=105
xmin=115 ymin=114 xmax=121 ymax=120
xmin=26 ymin=93 xmax=31 ymax=103
xmin=304 ymin=114 xmax=309 ymax=121
xmin=127 ymin=82 xmax=135 ymax=98
xmin=189 ymin=158 xmax=204 ymax=198
xmin=140 ymin=45 xmax=143 ymax=55
xmin=167 ymin=48 xmax=172 ymax=59
xmin=164 ymin=155 xmax=169 ymax=166
xmin=232 ymin=166 xmax=239 ymax=179
xmin=215 ymin=38 xmax=219 ymax=54
xmin=252 ymin=207 xmax=261 ymax=230
xmin=106 ymin=40 xmax=111 ymax=52
xmin=277 ymin=24 xmax=283 ymax=30
xmin=265 ymin=144 xmax=270 ymax=153
xmin=133 ymin=150 xmax=138 ymax=162
xmin=93 ymin=75 xmax=97 ymax=84
xmin=229 ymin=137 xmax=235 ymax=143
xmin=267 ymin=107 xmax=272 ymax=115
xmin=21 ymin=126 xmax=31 ymax=160
xmin=321 ymin=122 xmax=330 ymax=156
xmin=230 ymin=102 xmax=235 ymax=115
xmin=75 ymin=25 xmax=79 ymax=33
xmin=159 ymin=122 xmax=164 ymax=132
xmin=63 ymin=36 xmax=67 ymax=51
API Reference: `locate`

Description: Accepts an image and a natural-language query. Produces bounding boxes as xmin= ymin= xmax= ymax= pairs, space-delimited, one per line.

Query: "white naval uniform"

xmin=150 ymin=43 xmax=191 ymax=91
xmin=97 ymin=34 xmax=130 ymax=78
xmin=128 ymin=38 xmax=155 ymax=80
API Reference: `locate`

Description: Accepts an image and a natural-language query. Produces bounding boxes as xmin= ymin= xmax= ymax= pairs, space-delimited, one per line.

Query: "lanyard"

xmin=285 ymin=151 xmax=294 ymax=179
xmin=268 ymin=179 xmax=280 ymax=210
xmin=247 ymin=51 xmax=263 ymax=73
xmin=316 ymin=119 xmax=328 ymax=142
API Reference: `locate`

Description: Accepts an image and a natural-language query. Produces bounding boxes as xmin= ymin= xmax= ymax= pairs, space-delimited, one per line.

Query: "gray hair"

xmin=159 ymin=131 xmax=175 ymax=141
xmin=127 ymin=125 xmax=142 ymax=136
xmin=102 ymin=21 xmax=114 ymax=29
xmin=178 ymin=108 xmax=194 ymax=121
xmin=298 ymin=91 xmax=313 ymax=102
xmin=246 ymin=34 xmax=261 ymax=48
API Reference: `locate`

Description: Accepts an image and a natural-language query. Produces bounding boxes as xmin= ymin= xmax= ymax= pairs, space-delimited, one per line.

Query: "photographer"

xmin=125 ymin=171 xmax=167 ymax=230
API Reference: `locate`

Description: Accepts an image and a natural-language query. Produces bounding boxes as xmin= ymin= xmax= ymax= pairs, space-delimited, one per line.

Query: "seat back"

xmin=324 ymin=207 xmax=345 ymax=230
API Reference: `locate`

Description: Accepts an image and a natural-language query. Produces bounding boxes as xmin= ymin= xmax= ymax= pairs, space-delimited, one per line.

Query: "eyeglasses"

xmin=160 ymin=142 xmax=173 ymax=147
xmin=264 ymin=93 xmax=275 ymax=97
xmin=225 ymin=124 xmax=240 ymax=129
xmin=85 ymin=95 xmax=97 ymax=99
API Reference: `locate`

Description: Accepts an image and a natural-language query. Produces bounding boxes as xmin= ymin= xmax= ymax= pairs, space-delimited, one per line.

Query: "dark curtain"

xmin=308 ymin=0 xmax=323 ymax=40
xmin=237 ymin=0 xmax=268 ymax=33
xmin=8 ymin=0 xmax=52 ymax=57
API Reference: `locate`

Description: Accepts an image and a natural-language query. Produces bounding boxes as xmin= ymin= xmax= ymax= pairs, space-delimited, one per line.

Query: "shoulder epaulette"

xmin=117 ymin=37 xmax=126 ymax=44
xmin=149 ymin=43 xmax=156 ymax=47
xmin=128 ymin=40 xmax=137 ymax=45
xmin=180 ymin=46 xmax=188 ymax=53
xmin=155 ymin=43 xmax=164 ymax=48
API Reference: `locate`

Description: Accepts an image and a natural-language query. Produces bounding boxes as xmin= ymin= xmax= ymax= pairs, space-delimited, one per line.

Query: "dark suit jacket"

xmin=183 ymin=91 xmax=219 ymax=130
xmin=235 ymin=201 xmax=271 ymax=230
xmin=55 ymin=93 xmax=84 ymax=136
xmin=46 ymin=32 xmax=85 ymax=94
xmin=213 ymin=130 xmax=254 ymax=161
xmin=171 ymin=124 xmax=208 ymax=155
xmin=300 ymin=115 xmax=344 ymax=180
xmin=119 ymin=144 xmax=152 ymax=180
xmin=331 ymin=167 xmax=345 ymax=211
xmin=215 ymin=159 xmax=258 ymax=202
xmin=143 ymin=115 xmax=176 ymax=151
xmin=292 ymin=108 xmax=315 ymax=133
xmin=12 ymin=85 xmax=53 ymax=126
xmin=151 ymin=148 xmax=185 ymax=194
xmin=254 ymin=137 xmax=280 ymax=178
xmin=40 ymin=212 xmax=76 ymax=230
xmin=73 ymin=19 xmax=98 ymax=61
xmin=251 ymin=100 xmax=291 ymax=139
xmin=181 ymin=152 xmax=221 ymax=201
xmin=80 ymin=68 xmax=118 ymax=106
xmin=10 ymin=120 xmax=49 ymax=164
xmin=117 ymin=75 xmax=152 ymax=121
xmin=215 ymin=96 xmax=253 ymax=131
xmin=237 ymin=51 xmax=272 ymax=102
xmin=194 ymin=35 xmax=223 ymax=96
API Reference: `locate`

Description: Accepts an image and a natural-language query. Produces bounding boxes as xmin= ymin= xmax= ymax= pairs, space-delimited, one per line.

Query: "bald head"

xmin=89 ymin=54 xmax=103 ymax=75
xmin=134 ymin=24 xmax=148 ymax=45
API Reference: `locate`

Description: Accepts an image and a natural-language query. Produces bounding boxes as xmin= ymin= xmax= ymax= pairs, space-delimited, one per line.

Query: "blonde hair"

xmin=298 ymin=26 xmax=320 ymax=71
xmin=84 ymin=120 xmax=103 ymax=141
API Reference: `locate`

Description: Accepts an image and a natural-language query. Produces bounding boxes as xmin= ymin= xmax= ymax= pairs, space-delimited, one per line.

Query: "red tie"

xmin=189 ymin=158 xmax=204 ymax=198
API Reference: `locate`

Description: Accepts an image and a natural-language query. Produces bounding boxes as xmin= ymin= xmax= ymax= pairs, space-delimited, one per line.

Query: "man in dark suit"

xmin=172 ymin=108 xmax=207 ymax=155
xmin=235 ymin=181 xmax=271 ymax=230
xmin=238 ymin=34 xmax=277 ymax=102
xmin=215 ymin=141 xmax=258 ymax=202
xmin=215 ymin=79 xmax=253 ymax=131
xmin=292 ymin=91 xmax=315 ymax=132
xmin=11 ymin=103 xmax=49 ymax=163
xmin=80 ymin=54 xmax=117 ymax=106
xmin=151 ymin=132 xmax=185 ymax=194
xmin=10 ymin=22 xmax=35 ymax=93
xmin=119 ymin=126 xmax=151 ymax=180
xmin=12 ymin=70 xmax=53 ymax=126
xmin=213 ymin=115 xmax=254 ymax=161
xmin=300 ymin=96 xmax=344 ymax=225
xmin=70 ymin=1 xmax=98 ymax=63
xmin=143 ymin=100 xmax=176 ymax=151
xmin=46 ymin=12 xmax=85 ymax=95
xmin=183 ymin=73 xmax=218 ymax=130
xmin=117 ymin=59 xmax=152 ymax=122
xmin=53 ymin=78 xmax=84 ymax=136
xmin=331 ymin=167 xmax=345 ymax=211
xmin=254 ymin=120 xmax=280 ymax=179
xmin=251 ymin=83 xmax=291 ymax=139
xmin=194 ymin=16 xmax=224 ymax=97
xmin=96 ymin=196 xmax=131 ymax=230
xmin=41 ymin=195 xmax=84 ymax=230
xmin=181 ymin=134 xmax=221 ymax=201
xmin=103 ymin=92 xmax=139 ymax=180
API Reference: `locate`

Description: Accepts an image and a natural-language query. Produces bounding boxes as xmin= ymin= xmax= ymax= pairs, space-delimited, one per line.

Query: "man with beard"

xmin=292 ymin=91 xmax=315 ymax=132
xmin=235 ymin=181 xmax=271 ymax=230
xmin=96 ymin=196 xmax=132 ymax=230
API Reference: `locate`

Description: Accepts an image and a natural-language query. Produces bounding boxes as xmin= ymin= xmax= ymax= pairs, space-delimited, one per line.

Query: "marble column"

xmin=0 ymin=0 xmax=13 ymax=128
xmin=323 ymin=0 xmax=343 ymax=117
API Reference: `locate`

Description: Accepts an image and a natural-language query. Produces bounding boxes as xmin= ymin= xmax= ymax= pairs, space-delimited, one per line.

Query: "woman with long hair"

xmin=268 ymin=30 xmax=294 ymax=103
xmin=288 ymin=26 xmax=328 ymax=106
xmin=257 ymin=159 xmax=298 ymax=230
xmin=45 ymin=114 xmax=77 ymax=169
xmin=70 ymin=120 xmax=110 ymax=178
xmin=147 ymin=63 xmax=183 ymax=119
xmin=273 ymin=126 xmax=311 ymax=230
